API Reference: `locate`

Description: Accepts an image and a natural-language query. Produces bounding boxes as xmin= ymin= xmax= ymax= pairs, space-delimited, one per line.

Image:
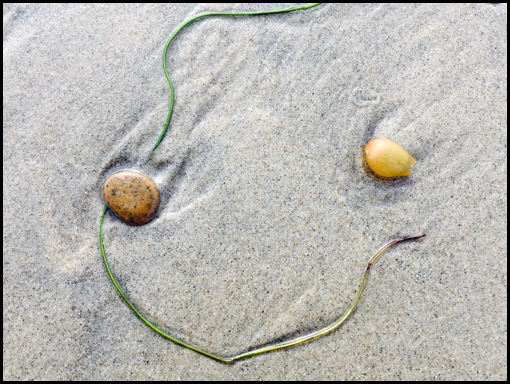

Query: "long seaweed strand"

xmin=101 ymin=204 xmax=424 ymax=362
xmin=150 ymin=2 xmax=323 ymax=158
xmin=99 ymin=3 xmax=426 ymax=363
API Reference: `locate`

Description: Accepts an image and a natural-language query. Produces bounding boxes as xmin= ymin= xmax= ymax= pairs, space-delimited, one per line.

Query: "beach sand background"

xmin=3 ymin=3 xmax=507 ymax=380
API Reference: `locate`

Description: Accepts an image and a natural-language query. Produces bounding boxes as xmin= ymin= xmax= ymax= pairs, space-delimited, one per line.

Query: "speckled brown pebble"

xmin=103 ymin=171 xmax=159 ymax=226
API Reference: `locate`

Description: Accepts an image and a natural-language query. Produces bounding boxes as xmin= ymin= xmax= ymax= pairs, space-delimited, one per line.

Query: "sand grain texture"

xmin=3 ymin=3 xmax=507 ymax=380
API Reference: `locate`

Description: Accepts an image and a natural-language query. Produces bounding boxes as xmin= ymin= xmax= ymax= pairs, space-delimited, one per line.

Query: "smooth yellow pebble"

xmin=365 ymin=138 xmax=417 ymax=178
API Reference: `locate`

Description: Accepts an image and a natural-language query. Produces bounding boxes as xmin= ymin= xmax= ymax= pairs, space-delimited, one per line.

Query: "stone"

xmin=103 ymin=171 xmax=160 ymax=225
xmin=365 ymin=138 xmax=417 ymax=178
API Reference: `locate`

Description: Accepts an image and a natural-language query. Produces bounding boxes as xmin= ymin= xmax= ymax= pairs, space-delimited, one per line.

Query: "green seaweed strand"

xmin=100 ymin=206 xmax=229 ymax=362
xmin=150 ymin=2 xmax=323 ymax=157
xmin=100 ymin=3 xmax=426 ymax=363
xmin=101 ymin=205 xmax=424 ymax=363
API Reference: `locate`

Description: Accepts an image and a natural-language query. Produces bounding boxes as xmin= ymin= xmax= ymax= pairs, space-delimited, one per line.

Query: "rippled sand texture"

xmin=3 ymin=3 xmax=507 ymax=380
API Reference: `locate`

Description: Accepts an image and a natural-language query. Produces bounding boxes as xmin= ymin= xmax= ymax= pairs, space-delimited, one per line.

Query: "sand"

xmin=3 ymin=3 xmax=507 ymax=380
